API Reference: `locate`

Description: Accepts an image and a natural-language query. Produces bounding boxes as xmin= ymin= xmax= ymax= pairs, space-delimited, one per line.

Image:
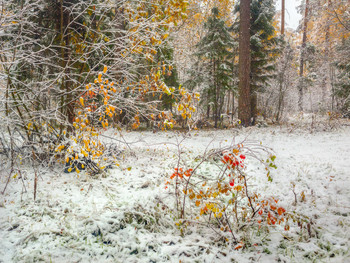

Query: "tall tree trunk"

xmin=298 ymin=0 xmax=309 ymax=112
xmin=238 ymin=0 xmax=252 ymax=126
xmin=322 ymin=0 xmax=332 ymax=110
xmin=281 ymin=0 xmax=285 ymax=35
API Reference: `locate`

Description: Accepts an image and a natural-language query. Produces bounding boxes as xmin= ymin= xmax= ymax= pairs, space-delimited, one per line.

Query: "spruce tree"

xmin=194 ymin=7 xmax=236 ymax=128
xmin=334 ymin=38 xmax=350 ymax=117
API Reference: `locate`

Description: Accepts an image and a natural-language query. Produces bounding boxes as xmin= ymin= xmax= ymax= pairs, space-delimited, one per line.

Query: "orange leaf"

xmin=234 ymin=242 xmax=244 ymax=250
xmin=277 ymin=207 xmax=286 ymax=216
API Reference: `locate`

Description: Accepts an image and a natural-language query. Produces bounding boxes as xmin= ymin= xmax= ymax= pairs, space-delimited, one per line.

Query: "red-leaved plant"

xmin=165 ymin=140 xmax=299 ymax=247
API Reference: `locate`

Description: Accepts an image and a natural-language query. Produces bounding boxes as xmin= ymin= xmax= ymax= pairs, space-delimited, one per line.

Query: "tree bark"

xmin=281 ymin=0 xmax=285 ymax=35
xmin=298 ymin=0 xmax=309 ymax=112
xmin=250 ymin=91 xmax=257 ymax=125
xmin=238 ymin=0 xmax=252 ymax=126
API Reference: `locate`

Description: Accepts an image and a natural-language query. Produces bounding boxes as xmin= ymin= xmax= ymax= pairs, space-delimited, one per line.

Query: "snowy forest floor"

xmin=1 ymin=117 xmax=350 ymax=262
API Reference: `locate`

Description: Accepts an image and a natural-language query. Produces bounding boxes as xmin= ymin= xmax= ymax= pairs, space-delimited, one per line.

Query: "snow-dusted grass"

xmin=1 ymin=124 xmax=350 ymax=262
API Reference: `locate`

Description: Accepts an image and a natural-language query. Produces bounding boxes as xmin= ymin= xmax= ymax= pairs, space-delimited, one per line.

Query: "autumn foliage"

xmin=54 ymin=66 xmax=199 ymax=175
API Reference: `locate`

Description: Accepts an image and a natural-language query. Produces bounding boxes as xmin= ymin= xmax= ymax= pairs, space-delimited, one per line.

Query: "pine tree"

xmin=194 ymin=7 xmax=236 ymax=128
xmin=238 ymin=0 xmax=252 ymax=127
xmin=234 ymin=0 xmax=281 ymax=124
xmin=281 ymin=0 xmax=285 ymax=35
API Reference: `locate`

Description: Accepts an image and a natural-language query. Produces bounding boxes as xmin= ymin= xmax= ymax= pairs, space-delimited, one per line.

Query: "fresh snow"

xmin=1 ymin=123 xmax=350 ymax=262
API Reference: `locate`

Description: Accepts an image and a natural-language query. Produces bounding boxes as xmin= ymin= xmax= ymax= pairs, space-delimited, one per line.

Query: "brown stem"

xmin=224 ymin=211 xmax=238 ymax=244
xmin=240 ymin=169 xmax=255 ymax=215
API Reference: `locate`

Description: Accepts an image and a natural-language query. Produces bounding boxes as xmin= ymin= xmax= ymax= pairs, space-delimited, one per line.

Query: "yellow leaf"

xmin=177 ymin=104 xmax=184 ymax=111
xmin=80 ymin=97 xmax=84 ymax=107
xmin=103 ymin=65 xmax=107 ymax=74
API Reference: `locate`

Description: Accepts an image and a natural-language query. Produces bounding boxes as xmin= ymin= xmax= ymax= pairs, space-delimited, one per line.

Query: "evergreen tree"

xmin=159 ymin=46 xmax=180 ymax=111
xmin=334 ymin=38 xmax=350 ymax=117
xmin=194 ymin=7 xmax=236 ymax=128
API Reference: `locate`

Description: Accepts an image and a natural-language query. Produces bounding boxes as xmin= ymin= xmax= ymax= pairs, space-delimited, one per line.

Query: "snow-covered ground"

xmin=1 ymin=124 xmax=350 ymax=262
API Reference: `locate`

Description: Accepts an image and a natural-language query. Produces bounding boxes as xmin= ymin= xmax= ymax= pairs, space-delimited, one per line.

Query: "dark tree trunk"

xmin=250 ymin=91 xmax=257 ymax=125
xmin=238 ymin=0 xmax=252 ymax=126
xmin=207 ymin=90 xmax=210 ymax=119
xmin=59 ymin=0 xmax=74 ymax=132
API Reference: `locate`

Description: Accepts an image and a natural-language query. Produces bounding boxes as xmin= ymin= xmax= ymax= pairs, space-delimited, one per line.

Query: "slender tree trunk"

xmin=227 ymin=91 xmax=230 ymax=114
xmin=281 ymin=0 xmax=285 ymax=35
xmin=322 ymin=14 xmax=330 ymax=109
xmin=276 ymin=74 xmax=284 ymax=122
xmin=231 ymin=91 xmax=235 ymax=120
xmin=298 ymin=0 xmax=309 ymax=112
xmin=207 ymin=90 xmax=210 ymax=119
xmin=322 ymin=0 xmax=332 ymax=110
xmin=238 ymin=0 xmax=251 ymax=126
xmin=251 ymin=91 xmax=257 ymax=125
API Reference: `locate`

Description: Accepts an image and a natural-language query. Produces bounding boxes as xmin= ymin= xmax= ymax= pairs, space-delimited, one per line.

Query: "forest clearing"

xmin=1 ymin=120 xmax=350 ymax=262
